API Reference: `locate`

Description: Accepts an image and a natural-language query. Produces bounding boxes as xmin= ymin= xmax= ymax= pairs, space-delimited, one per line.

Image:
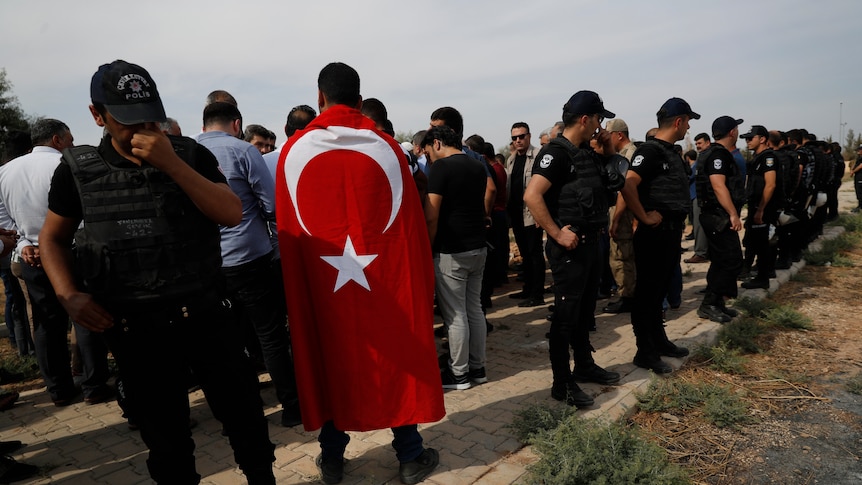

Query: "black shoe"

xmin=602 ymin=298 xmax=633 ymax=314
xmin=741 ymin=278 xmax=769 ymax=289
xmin=721 ymin=306 xmax=739 ymax=318
xmin=633 ymin=354 xmax=673 ymax=374
xmin=551 ymin=383 xmax=594 ymax=408
xmin=518 ymin=298 xmax=544 ymax=308
xmin=399 ymin=448 xmax=439 ymax=485
xmin=572 ymin=364 xmax=620 ymax=385
xmin=315 ymin=454 xmax=344 ymax=485
xmin=696 ymin=288 xmax=707 ymax=294
xmin=775 ymin=258 xmax=792 ymax=270
xmin=441 ymin=370 xmax=471 ymax=390
xmin=0 ymin=456 xmax=38 ymax=483
xmin=468 ymin=367 xmax=488 ymax=384
xmin=658 ymin=343 xmax=689 ymax=358
xmin=0 ymin=440 xmax=23 ymax=455
xmin=433 ymin=326 xmax=446 ymax=338
xmin=697 ymin=304 xmax=731 ymax=323
xmin=737 ymin=270 xmax=752 ymax=281
xmin=0 ymin=392 xmax=18 ymax=411
xmin=508 ymin=291 xmax=529 ymax=299
xmin=281 ymin=403 xmax=302 ymax=427
xmin=485 ymin=320 xmax=494 ymax=334
xmin=84 ymin=386 xmax=115 ymax=405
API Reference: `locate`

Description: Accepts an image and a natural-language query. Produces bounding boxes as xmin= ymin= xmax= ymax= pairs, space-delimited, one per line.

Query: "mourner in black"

xmin=740 ymin=125 xmax=780 ymax=289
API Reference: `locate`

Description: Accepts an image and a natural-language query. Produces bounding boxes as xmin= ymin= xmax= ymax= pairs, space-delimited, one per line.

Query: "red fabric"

xmin=276 ymin=105 xmax=444 ymax=432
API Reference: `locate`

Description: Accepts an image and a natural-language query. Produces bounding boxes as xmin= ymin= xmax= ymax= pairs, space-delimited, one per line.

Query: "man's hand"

xmin=554 ymin=225 xmax=579 ymax=250
xmin=754 ymin=209 xmax=765 ymax=225
xmin=642 ymin=210 xmax=663 ymax=227
xmin=59 ymin=292 xmax=114 ymax=332
xmin=21 ymin=245 xmax=40 ymax=268
xmin=130 ymin=127 xmax=181 ymax=170
xmin=730 ymin=214 xmax=742 ymax=231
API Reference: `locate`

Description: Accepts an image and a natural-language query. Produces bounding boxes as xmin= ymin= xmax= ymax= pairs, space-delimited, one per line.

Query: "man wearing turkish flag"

xmin=276 ymin=62 xmax=443 ymax=485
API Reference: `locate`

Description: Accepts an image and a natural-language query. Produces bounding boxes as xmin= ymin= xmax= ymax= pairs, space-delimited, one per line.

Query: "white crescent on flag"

xmin=282 ymin=125 xmax=404 ymax=236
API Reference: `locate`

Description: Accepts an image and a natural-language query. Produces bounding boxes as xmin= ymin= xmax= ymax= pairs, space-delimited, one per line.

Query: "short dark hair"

xmin=360 ymin=97 xmax=388 ymax=128
xmin=243 ymin=124 xmax=273 ymax=142
xmin=694 ymin=132 xmax=710 ymax=143
xmin=511 ymin=122 xmax=530 ymax=133
xmin=31 ymin=118 xmax=70 ymax=146
xmin=786 ymin=129 xmax=804 ymax=145
xmin=412 ymin=130 xmax=427 ymax=147
xmin=768 ymin=130 xmax=786 ymax=146
xmin=318 ymin=62 xmax=360 ymax=107
xmin=430 ymin=107 xmax=464 ymax=138
xmin=421 ymin=125 xmax=462 ymax=150
xmin=464 ymin=134 xmax=485 ymax=154
xmin=684 ymin=149 xmax=697 ymax=161
xmin=482 ymin=142 xmax=495 ymax=160
xmin=203 ymin=102 xmax=242 ymax=127
xmin=286 ymin=105 xmax=316 ymax=137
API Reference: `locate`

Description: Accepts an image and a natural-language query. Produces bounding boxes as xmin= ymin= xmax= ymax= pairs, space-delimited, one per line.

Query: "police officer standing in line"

xmin=852 ymin=145 xmax=862 ymax=213
xmin=739 ymin=125 xmax=780 ymax=289
xmin=39 ymin=60 xmax=276 ymax=484
xmin=620 ymin=98 xmax=696 ymax=374
xmin=695 ymin=116 xmax=746 ymax=323
xmin=524 ymin=90 xmax=625 ymax=407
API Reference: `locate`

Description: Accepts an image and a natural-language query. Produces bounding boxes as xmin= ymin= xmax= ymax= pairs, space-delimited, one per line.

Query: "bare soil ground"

xmin=630 ymin=245 xmax=862 ymax=484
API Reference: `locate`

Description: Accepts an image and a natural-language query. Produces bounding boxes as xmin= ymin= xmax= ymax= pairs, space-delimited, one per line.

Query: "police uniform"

xmin=741 ymin=148 xmax=780 ymax=286
xmin=627 ymin=139 xmax=691 ymax=366
xmin=530 ymin=136 xmax=622 ymax=399
xmin=49 ymin=135 xmax=275 ymax=483
xmin=696 ymin=143 xmax=744 ymax=307
xmin=854 ymin=153 xmax=862 ymax=211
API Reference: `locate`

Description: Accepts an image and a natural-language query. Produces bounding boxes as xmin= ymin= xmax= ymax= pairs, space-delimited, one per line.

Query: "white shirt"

xmin=0 ymin=146 xmax=63 ymax=254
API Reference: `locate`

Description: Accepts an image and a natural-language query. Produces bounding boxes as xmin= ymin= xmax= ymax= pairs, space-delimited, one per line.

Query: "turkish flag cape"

xmin=276 ymin=104 xmax=444 ymax=432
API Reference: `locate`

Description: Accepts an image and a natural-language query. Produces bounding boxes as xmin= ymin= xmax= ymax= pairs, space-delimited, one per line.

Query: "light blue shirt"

xmin=197 ymin=131 xmax=275 ymax=267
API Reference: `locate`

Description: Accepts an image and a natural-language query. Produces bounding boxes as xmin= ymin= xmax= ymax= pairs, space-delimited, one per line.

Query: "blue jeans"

xmin=434 ymin=248 xmax=487 ymax=377
xmin=319 ymin=421 xmax=424 ymax=463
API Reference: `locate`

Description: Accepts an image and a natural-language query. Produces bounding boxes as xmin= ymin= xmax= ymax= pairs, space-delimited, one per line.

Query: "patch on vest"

xmin=713 ymin=159 xmax=722 ymax=170
xmin=766 ymin=157 xmax=774 ymax=167
xmin=632 ymin=155 xmax=644 ymax=167
xmin=539 ymin=154 xmax=553 ymax=169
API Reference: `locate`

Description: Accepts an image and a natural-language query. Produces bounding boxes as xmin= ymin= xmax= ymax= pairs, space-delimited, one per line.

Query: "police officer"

xmin=740 ymin=125 xmax=781 ymax=289
xmin=696 ymin=116 xmax=746 ymax=323
xmin=524 ymin=90 xmax=625 ymax=407
xmin=620 ymin=98 xmax=696 ymax=374
xmin=39 ymin=60 xmax=276 ymax=484
xmin=852 ymin=145 xmax=862 ymax=212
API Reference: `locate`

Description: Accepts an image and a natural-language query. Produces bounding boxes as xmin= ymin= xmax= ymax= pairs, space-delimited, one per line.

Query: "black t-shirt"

xmin=49 ymin=135 xmax=226 ymax=222
xmin=529 ymin=142 xmax=575 ymax=221
xmin=427 ymin=152 xmax=488 ymax=254
xmin=508 ymin=153 xmax=527 ymax=216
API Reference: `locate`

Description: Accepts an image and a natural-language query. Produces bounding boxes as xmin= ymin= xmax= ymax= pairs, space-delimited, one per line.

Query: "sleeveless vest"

xmin=696 ymin=144 xmax=744 ymax=212
xmin=775 ymin=147 xmax=800 ymax=206
xmin=61 ymin=138 xmax=223 ymax=307
xmin=548 ymin=137 xmax=610 ymax=230
xmin=639 ymin=140 xmax=689 ymax=215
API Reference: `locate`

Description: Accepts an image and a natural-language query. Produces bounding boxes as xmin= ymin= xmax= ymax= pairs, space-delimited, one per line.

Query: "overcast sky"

xmin=2 ymin=0 xmax=860 ymax=152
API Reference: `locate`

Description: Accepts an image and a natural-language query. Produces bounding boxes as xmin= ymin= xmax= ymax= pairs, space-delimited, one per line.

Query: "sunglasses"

xmin=511 ymin=133 xmax=529 ymax=141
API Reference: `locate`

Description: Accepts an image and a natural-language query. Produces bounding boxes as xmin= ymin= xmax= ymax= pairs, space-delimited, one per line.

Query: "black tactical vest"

xmin=548 ymin=137 xmax=610 ymax=230
xmin=696 ymin=144 xmax=745 ymax=213
xmin=775 ymin=147 xmax=800 ymax=206
xmin=61 ymin=137 xmax=223 ymax=308
xmin=746 ymin=149 xmax=784 ymax=214
xmin=638 ymin=140 xmax=690 ymax=216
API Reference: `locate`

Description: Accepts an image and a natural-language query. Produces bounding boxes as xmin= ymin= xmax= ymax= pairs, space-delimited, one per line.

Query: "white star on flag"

xmin=320 ymin=236 xmax=378 ymax=292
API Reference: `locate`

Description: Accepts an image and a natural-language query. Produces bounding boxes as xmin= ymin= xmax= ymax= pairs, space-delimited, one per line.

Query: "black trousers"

xmin=511 ymin=221 xmax=545 ymax=299
xmin=222 ymin=254 xmax=298 ymax=407
xmin=105 ymin=295 xmax=275 ymax=484
xmin=631 ymin=221 xmax=682 ymax=360
xmin=545 ymin=237 xmax=600 ymax=388
xmin=742 ymin=219 xmax=775 ymax=280
xmin=703 ymin=222 xmax=743 ymax=299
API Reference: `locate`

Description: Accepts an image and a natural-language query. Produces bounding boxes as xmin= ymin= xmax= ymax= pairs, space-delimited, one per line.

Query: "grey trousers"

xmin=434 ymin=248 xmax=487 ymax=376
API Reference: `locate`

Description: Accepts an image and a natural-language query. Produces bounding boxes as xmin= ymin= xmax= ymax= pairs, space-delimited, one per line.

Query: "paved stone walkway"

xmin=0 ymin=182 xmax=855 ymax=484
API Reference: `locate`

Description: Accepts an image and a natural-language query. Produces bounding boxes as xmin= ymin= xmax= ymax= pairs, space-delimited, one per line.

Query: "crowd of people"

xmin=0 ymin=58 xmax=857 ymax=484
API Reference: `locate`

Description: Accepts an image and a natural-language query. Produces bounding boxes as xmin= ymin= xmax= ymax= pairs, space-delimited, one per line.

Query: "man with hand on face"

xmin=524 ymin=90 xmax=625 ymax=408
xmin=39 ymin=60 xmax=276 ymax=484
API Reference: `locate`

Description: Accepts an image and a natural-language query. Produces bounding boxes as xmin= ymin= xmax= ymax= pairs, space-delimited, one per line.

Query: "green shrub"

xmin=732 ymin=297 xmax=778 ymax=318
xmin=763 ymin=306 xmax=813 ymax=330
xmin=717 ymin=317 xmax=765 ymax=353
xmin=527 ymin=417 xmax=690 ymax=485
xmin=695 ymin=343 xmax=747 ymax=374
xmin=509 ymin=403 xmax=578 ymax=443
xmin=637 ymin=379 xmax=708 ymax=413
xmin=847 ymin=373 xmax=862 ymax=395
xmin=703 ymin=390 xmax=751 ymax=428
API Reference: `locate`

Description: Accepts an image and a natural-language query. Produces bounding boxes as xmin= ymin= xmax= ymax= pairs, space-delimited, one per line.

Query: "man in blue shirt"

xmin=198 ymin=102 xmax=301 ymax=426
